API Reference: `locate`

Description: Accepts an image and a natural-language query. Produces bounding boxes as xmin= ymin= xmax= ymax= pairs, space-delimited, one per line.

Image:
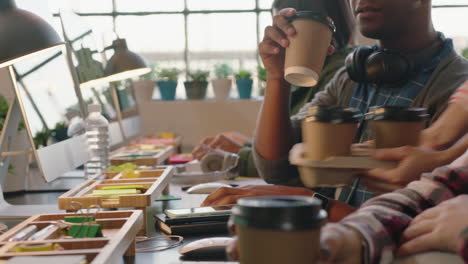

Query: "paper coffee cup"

xmin=369 ymin=107 xmax=427 ymax=148
xmin=284 ymin=12 xmax=335 ymax=87
xmin=302 ymin=106 xmax=361 ymax=160
xmin=234 ymin=196 xmax=327 ymax=264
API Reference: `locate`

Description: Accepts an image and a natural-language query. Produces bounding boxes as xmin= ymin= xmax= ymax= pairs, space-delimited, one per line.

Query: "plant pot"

xmin=157 ymin=80 xmax=178 ymax=101
xmin=52 ymin=127 xmax=69 ymax=142
xmin=211 ymin=78 xmax=232 ymax=100
xmin=236 ymin=79 xmax=253 ymax=99
xmin=184 ymin=81 xmax=208 ymax=100
xmin=133 ymin=79 xmax=155 ymax=104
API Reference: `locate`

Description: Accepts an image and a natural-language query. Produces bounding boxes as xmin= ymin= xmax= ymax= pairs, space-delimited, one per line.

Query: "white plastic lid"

xmin=88 ymin=104 xmax=102 ymax=113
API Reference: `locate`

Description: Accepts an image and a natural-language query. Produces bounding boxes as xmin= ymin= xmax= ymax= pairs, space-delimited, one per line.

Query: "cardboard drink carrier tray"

xmin=110 ymin=145 xmax=174 ymax=166
xmin=0 ymin=210 xmax=143 ymax=264
xmin=289 ymin=143 xmax=396 ymax=187
xmin=58 ymin=166 xmax=173 ymax=234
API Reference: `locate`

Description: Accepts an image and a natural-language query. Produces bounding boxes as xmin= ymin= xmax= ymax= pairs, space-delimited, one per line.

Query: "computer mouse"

xmin=186 ymin=182 xmax=233 ymax=194
xmin=179 ymin=237 xmax=233 ymax=260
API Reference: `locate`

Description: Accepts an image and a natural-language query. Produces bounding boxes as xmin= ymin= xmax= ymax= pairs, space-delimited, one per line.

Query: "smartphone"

xmin=164 ymin=205 xmax=234 ymax=218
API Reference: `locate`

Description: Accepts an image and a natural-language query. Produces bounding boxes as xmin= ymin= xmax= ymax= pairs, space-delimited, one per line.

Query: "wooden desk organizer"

xmin=58 ymin=167 xmax=173 ymax=235
xmin=0 ymin=210 xmax=143 ymax=264
xmin=110 ymin=145 xmax=174 ymax=166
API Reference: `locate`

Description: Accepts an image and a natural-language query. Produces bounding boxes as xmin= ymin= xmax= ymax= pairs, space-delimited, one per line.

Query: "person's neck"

xmin=378 ymin=25 xmax=437 ymax=53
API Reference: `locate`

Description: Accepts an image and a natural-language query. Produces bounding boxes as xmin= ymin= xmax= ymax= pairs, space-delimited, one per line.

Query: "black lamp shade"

xmin=104 ymin=38 xmax=151 ymax=82
xmin=0 ymin=0 xmax=63 ymax=68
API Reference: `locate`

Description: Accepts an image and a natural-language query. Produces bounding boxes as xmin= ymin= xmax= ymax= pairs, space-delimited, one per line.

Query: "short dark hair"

xmin=271 ymin=0 xmax=355 ymax=48
xmin=271 ymin=0 xmax=300 ymax=10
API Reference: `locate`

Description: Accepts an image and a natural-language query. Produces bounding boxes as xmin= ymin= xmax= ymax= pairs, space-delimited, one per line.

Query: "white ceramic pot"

xmin=211 ymin=78 xmax=232 ymax=101
xmin=133 ymin=79 xmax=156 ymax=104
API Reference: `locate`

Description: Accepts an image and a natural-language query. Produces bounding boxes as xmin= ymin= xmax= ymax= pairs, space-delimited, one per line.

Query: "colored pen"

xmin=8 ymin=225 xmax=37 ymax=242
xmin=28 ymin=224 xmax=58 ymax=241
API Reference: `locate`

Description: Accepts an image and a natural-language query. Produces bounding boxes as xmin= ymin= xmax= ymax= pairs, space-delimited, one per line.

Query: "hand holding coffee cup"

xmin=259 ymin=8 xmax=335 ymax=82
xmin=284 ymin=11 xmax=336 ymax=87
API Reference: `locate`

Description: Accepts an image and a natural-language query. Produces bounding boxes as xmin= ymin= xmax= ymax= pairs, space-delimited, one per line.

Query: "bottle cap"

xmin=88 ymin=104 xmax=102 ymax=113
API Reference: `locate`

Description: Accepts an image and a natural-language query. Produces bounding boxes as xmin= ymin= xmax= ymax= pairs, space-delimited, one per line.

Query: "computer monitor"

xmin=58 ymin=8 xmax=125 ymax=145
xmin=11 ymin=46 xmax=90 ymax=182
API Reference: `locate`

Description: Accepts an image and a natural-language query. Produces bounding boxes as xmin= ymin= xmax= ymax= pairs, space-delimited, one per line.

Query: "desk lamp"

xmin=104 ymin=38 xmax=151 ymax=82
xmin=103 ymin=38 xmax=150 ymax=139
xmin=0 ymin=0 xmax=65 ymax=217
xmin=0 ymin=0 xmax=63 ymax=68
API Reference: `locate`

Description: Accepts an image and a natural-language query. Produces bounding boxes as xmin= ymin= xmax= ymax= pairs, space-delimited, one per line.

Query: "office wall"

xmin=138 ymin=99 xmax=263 ymax=152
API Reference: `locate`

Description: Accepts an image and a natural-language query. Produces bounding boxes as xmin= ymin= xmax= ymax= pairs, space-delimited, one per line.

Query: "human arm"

xmin=362 ymin=134 xmax=468 ymax=193
xmin=420 ymin=80 xmax=468 ymax=150
xmin=328 ymin=166 xmax=468 ymax=263
xmin=201 ymin=185 xmax=357 ymax=222
xmin=254 ymin=8 xmax=298 ymax=161
xmin=192 ymin=133 xmax=248 ymax=160
xmin=398 ymin=195 xmax=468 ymax=259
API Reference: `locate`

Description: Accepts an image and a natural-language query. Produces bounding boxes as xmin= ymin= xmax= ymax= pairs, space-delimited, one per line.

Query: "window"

xmin=43 ymin=0 xmax=468 ymax=100
xmin=116 ymin=0 xmax=184 ymax=12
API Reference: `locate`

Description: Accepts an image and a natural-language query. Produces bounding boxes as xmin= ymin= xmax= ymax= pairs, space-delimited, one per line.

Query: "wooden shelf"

xmin=110 ymin=145 xmax=174 ymax=166
xmin=0 ymin=210 xmax=143 ymax=264
xmin=58 ymin=167 xmax=173 ymax=235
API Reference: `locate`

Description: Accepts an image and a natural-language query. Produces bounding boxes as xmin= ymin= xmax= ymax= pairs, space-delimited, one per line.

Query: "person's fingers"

xmin=192 ymin=144 xmax=211 ymax=160
xmin=361 ymin=177 xmax=402 ymax=194
xmin=327 ymin=45 xmax=336 ymax=56
xmin=201 ymin=187 xmax=248 ymax=206
xmin=259 ymin=39 xmax=281 ymax=55
xmin=209 ymin=194 xmax=250 ymax=206
xmin=371 ymin=146 xmax=414 ymax=161
xmin=264 ymin=25 xmax=289 ymax=48
xmin=411 ymin=207 xmax=443 ymax=226
xmin=320 ymin=225 xmax=345 ymax=262
xmin=278 ymin=7 xmax=297 ymax=18
xmin=364 ymin=168 xmax=393 ymax=181
xmin=201 ymin=136 xmax=215 ymax=145
xmin=401 ymin=219 xmax=436 ymax=242
xmin=272 ymin=13 xmax=296 ymax=37
xmin=397 ymin=232 xmax=439 ymax=256
xmin=226 ymin=237 xmax=240 ymax=261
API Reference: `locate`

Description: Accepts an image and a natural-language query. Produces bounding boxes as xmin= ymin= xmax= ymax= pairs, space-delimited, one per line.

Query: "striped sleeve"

xmin=340 ymin=166 xmax=468 ymax=264
xmin=450 ymin=80 xmax=468 ymax=111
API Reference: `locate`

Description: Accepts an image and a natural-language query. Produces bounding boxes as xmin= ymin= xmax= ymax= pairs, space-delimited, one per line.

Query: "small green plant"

xmin=0 ymin=95 xmax=25 ymax=131
xmin=157 ymin=68 xmax=181 ymax=82
xmin=141 ymin=63 xmax=157 ymax=81
xmin=187 ymin=70 xmax=210 ymax=82
xmin=463 ymin=47 xmax=468 ymax=60
xmin=235 ymin=69 xmax=252 ymax=80
xmin=214 ymin=63 xmax=233 ymax=79
xmin=258 ymin=66 xmax=267 ymax=82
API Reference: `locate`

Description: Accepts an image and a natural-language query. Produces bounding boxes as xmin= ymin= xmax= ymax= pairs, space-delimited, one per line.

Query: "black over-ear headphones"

xmin=345 ymin=46 xmax=413 ymax=85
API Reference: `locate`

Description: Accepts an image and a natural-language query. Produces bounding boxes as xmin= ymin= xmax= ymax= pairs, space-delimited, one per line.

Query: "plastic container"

xmin=84 ymin=104 xmax=110 ymax=178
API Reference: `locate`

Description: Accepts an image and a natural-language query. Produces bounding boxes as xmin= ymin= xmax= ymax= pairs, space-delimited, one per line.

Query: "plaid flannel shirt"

xmin=340 ymin=166 xmax=468 ymax=264
xmin=338 ymin=37 xmax=455 ymax=207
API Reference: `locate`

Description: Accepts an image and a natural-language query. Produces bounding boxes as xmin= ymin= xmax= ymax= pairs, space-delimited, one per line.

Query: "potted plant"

xmin=258 ymin=66 xmax=267 ymax=96
xmin=157 ymin=67 xmax=181 ymax=101
xmin=235 ymin=69 xmax=253 ymax=99
xmin=184 ymin=70 xmax=210 ymax=100
xmin=211 ymin=63 xmax=233 ymax=100
xmin=133 ymin=64 xmax=157 ymax=103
